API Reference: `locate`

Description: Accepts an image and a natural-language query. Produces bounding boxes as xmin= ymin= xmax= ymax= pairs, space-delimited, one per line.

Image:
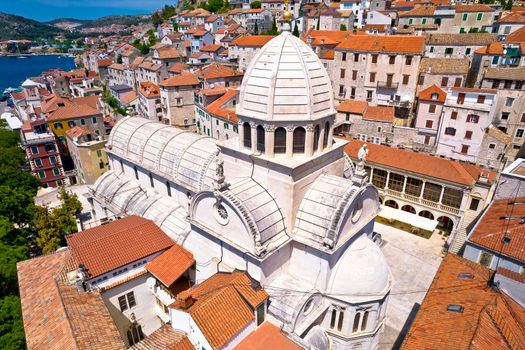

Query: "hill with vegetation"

xmin=0 ymin=12 xmax=65 ymax=40
xmin=48 ymin=14 xmax=148 ymax=30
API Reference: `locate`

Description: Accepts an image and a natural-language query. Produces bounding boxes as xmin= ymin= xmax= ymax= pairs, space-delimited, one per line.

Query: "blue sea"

xmin=0 ymin=55 xmax=76 ymax=91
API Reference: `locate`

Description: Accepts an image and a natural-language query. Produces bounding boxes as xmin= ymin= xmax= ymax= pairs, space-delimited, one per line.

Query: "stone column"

xmin=385 ymin=171 xmax=391 ymax=190
xmin=402 ymin=176 xmax=407 ymax=194
xmin=286 ymin=125 xmax=294 ymax=157
xmin=237 ymin=120 xmax=244 ymax=150
xmin=420 ymin=181 xmax=426 ymax=198
xmin=305 ymin=124 xmax=314 ymax=157
xmin=438 ymin=186 xmax=445 ymax=204
xmin=327 ymin=122 xmax=334 ymax=150
xmin=319 ymin=124 xmax=326 ymax=152
xmin=250 ymin=122 xmax=257 ymax=153
xmin=265 ymin=125 xmax=275 ymax=157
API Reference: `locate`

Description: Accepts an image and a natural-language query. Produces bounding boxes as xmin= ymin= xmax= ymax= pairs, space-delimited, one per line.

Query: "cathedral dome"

xmin=237 ymin=31 xmax=335 ymax=122
xmin=327 ymin=235 xmax=391 ymax=302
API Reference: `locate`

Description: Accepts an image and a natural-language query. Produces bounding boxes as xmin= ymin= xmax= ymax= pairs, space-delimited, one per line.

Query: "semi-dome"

xmin=327 ymin=235 xmax=391 ymax=302
xmin=237 ymin=31 xmax=335 ymax=121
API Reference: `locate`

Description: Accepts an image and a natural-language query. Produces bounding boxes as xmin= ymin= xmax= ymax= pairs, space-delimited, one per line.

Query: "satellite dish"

xmin=146 ymin=277 xmax=156 ymax=288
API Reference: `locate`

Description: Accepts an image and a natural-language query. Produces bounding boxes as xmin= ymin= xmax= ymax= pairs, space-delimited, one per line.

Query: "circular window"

xmin=303 ymin=299 xmax=314 ymax=315
xmin=351 ymin=201 xmax=363 ymax=223
xmin=214 ymin=203 xmax=229 ymax=225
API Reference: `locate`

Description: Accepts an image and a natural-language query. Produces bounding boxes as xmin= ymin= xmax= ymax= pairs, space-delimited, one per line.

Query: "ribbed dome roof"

xmin=237 ymin=31 xmax=335 ymax=121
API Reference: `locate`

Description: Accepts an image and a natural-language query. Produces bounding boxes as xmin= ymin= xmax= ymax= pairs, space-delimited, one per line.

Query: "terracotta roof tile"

xmin=201 ymin=44 xmax=224 ymax=52
xmin=205 ymin=88 xmax=239 ymax=123
xmin=320 ymin=49 xmax=335 ymax=59
xmin=363 ymin=105 xmax=394 ymax=122
xmin=139 ymin=81 xmax=161 ymax=98
xmin=506 ymin=25 xmax=525 ymax=42
xmin=337 ymin=35 xmax=425 ymax=54
xmin=402 ymin=253 xmax=525 ymax=350
xmin=168 ymin=63 xmax=190 ymax=74
xmin=121 ymin=91 xmax=139 ymax=104
xmin=156 ymin=47 xmax=183 ymax=59
xmin=455 ymin=4 xmax=495 ymax=12
xmin=130 ymin=324 xmax=193 ymax=350
xmin=66 ymin=216 xmax=174 ymax=279
xmin=65 ymin=125 xmax=95 ymax=139
xmin=497 ymin=267 xmax=525 ymax=283
xmin=419 ymin=57 xmax=470 ymax=75
xmin=198 ymin=63 xmax=243 ymax=80
xmin=399 ymin=5 xmax=436 ymax=17
xmin=147 ymin=244 xmax=195 ymax=288
xmin=497 ymin=11 xmax=525 ymax=23
xmin=343 ymin=139 xmax=494 ymax=186
xmin=425 ymin=33 xmax=498 ymax=46
xmin=231 ymin=35 xmax=275 ymax=47
xmin=337 ymin=99 xmax=368 ymax=114
xmin=234 ymin=322 xmax=302 ymax=350
xmin=161 ymin=73 xmax=200 ymax=87
xmin=418 ymin=84 xmax=446 ymax=103
xmin=48 ymin=104 xmax=101 ymax=121
xmin=468 ymin=198 xmax=525 ymax=262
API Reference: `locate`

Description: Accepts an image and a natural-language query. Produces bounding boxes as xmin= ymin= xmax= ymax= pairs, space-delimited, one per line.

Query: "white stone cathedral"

xmin=90 ymin=31 xmax=392 ymax=350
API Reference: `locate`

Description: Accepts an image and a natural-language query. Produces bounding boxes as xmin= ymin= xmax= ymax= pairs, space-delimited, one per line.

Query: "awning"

xmin=378 ymin=205 xmax=439 ymax=232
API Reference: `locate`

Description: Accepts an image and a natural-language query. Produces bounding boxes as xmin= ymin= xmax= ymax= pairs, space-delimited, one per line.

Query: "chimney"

xmin=180 ymin=295 xmax=194 ymax=309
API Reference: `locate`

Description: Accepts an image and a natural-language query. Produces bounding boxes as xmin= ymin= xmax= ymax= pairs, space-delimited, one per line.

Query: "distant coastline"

xmin=0 ymin=52 xmax=75 ymax=57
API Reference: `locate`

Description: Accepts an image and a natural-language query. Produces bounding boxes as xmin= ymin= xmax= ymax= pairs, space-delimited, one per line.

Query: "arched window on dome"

xmin=361 ymin=311 xmax=369 ymax=331
xmin=256 ymin=125 xmax=265 ymax=153
xmin=323 ymin=121 xmax=330 ymax=149
xmin=313 ymin=124 xmax=320 ymax=153
xmin=243 ymin=122 xmax=251 ymax=149
xmin=293 ymin=127 xmax=306 ymax=154
xmin=274 ymin=127 xmax=286 ymax=154
xmin=352 ymin=313 xmax=361 ymax=333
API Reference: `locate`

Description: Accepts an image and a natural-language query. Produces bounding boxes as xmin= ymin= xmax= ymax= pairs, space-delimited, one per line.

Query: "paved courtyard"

xmin=375 ymin=222 xmax=445 ymax=350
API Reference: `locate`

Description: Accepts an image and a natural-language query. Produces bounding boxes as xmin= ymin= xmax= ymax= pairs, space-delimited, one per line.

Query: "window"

xmin=418 ymin=75 xmax=425 ymax=85
xmin=340 ymin=69 xmax=346 ymax=79
xmin=149 ymin=172 xmax=154 ymax=187
xmin=479 ymin=251 xmax=493 ymax=267
xmin=354 ymin=53 xmax=359 ymax=62
xmin=330 ymin=309 xmax=337 ymax=329
xmin=352 ymin=70 xmax=358 ymax=80
xmin=256 ymin=303 xmax=265 ymax=326
xmin=342 ymin=52 xmax=347 ymax=61
xmin=31 ymin=146 xmax=39 ymax=154
xmin=68 ymin=120 xmax=76 ymax=128
xmin=445 ymin=48 xmax=453 ymax=55
xmin=489 ymin=143 xmax=496 ymax=149
xmin=465 ymin=131 xmax=472 ymax=139
xmin=353 ymin=313 xmax=361 ymax=333
xmin=492 ymin=56 xmax=499 ymax=65
xmin=337 ymin=311 xmax=344 ymax=331
xmin=389 ymin=55 xmax=395 ymax=64
xmin=339 ymin=85 xmax=344 ymax=96
xmin=367 ymin=90 xmax=373 ymax=101
xmin=441 ymin=77 xmax=448 ymax=87
xmin=119 ymin=291 xmax=136 ymax=312
xmin=405 ymin=177 xmax=423 ymax=197
xmin=462 ymin=13 xmax=468 ymax=21
xmin=425 ymin=119 xmax=434 ymax=128
xmin=50 ymin=156 xmax=57 ymax=164
xmin=423 ymin=182 xmax=442 ymax=202
xmin=371 ymin=54 xmax=378 ymax=63
xmin=422 ymin=18 xmax=427 ymax=24
xmin=372 ymin=168 xmax=387 ymax=189
xmin=323 ymin=121 xmax=330 ymax=149
xmin=477 ymin=12 xmax=483 ymax=21
xmin=428 ymin=104 xmax=436 ymax=114
xmin=516 ymin=129 xmax=524 ymax=138
xmin=451 ymin=111 xmax=458 ymax=120
xmin=467 ymin=115 xmax=479 ymax=123
xmin=454 ymin=77 xmax=462 ymax=87
xmin=405 ymin=56 xmax=413 ymax=65
xmin=118 ymin=295 xmax=128 ymax=311
xmin=457 ymin=93 xmax=465 ymax=104
xmin=80 ymin=119 xmax=86 ymax=125
xmin=517 ymin=81 xmax=523 ymax=90
xmin=470 ymin=198 xmax=480 ymax=211
xmin=504 ymin=80 xmax=512 ymax=89
xmin=243 ymin=122 xmax=251 ymax=149
xmin=53 ymin=167 xmax=60 ymax=176
xmin=460 ymin=144 xmax=469 ymax=154
xmin=477 ymin=95 xmax=485 ymax=104
xmin=92 ymin=117 xmax=97 ymax=123
xmin=274 ymin=127 xmax=286 ymax=154
xmin=127 ymin=324 xmax=144 ymax=346
xmin=430 ymin=46 xmax=435 ymax=53
xmin=445 ymin=127 xmax=456 ymax=136
xmin=370 ymin=72 xmax=376 ymax=82
xmin=256 ymin=125 xmax=265 ymax=153
xmin=408 ymin=18 xmax=413 ymax=25
xmin=45 ymin=143 xmax=55 ymax=152
xmin=34 ymin=158 xmax=42 ymax=167
xmin=361 ymin=311 xmax=369 ymax=331
xmin=54 ymin=122 xmax=63 ymax=129
xmin=293 ymin=127 xmax=306 ymax=154
xmin=500 ymin=112 xmax=509 ymax=121
xmin=388 ymin=173 xmax=405 ymax=192
xmin=492 ymin=79 xmax=501 ymax=89
xmin=402 ymin=75 xmax=409 ymax=85
xmin=465 ymin=48 xmax=471 ymax=55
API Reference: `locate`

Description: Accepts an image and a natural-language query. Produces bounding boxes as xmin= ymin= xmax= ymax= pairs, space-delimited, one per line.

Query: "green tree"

xmin=340 ymin=23 xmax=347 ymax=31
xmin=160 ymin=5 xmax=178 ymax=20
xmin=173 ymin=22 xmax=179 ymax=32
xmin=293 ymin=22 xmax=300 ymax=37
xmin=151 ymin=12 xmax=163 ymax=26
xmin=0 ymin=296 xmax=26 ymax=350
xmin=251 ymin=0 xmax=262 ymax=8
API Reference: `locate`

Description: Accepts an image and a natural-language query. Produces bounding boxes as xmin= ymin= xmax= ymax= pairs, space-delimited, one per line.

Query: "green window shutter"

xmin=466 ymin=48 xmax=471 ymax=55
xmin=38 ymin=170 xmax=45 ymax=179
xmin=492 ymin=56 xmax=499 ymax=64
xmin=462 ymin=13 xmax=468 ymax=21
xmin=422 ymin=18 xmax=427 ymax=24
xmin=53 ymin=168 xmax=60 ymax=176
xmin=477 ymin=13 xmax=482 ymax=21
xmin=408 ymin=18 xmax=413 ymax=24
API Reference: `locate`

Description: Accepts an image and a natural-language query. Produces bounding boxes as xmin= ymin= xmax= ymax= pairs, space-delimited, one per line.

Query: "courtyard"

xmin=375 ymin=222 xmax=445 ymax=349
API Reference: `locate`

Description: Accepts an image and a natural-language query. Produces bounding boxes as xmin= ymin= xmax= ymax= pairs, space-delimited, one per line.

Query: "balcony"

xmin=384 ymin=188 xmax=461 ymax=215
xmin=377 ymin=81 xmax=399 ymax=89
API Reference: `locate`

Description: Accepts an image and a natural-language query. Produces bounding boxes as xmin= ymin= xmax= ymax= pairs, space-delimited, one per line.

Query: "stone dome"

xmin=327 ymin=235 xmax=391 ymax=302
xmin=237 ymin=31 xmax=335 ymax=122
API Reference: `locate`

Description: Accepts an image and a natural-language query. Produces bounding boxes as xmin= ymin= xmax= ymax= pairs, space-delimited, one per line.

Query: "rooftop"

xmin=468 ymin=197 xmax=525 ymax=263
xmin=401 ymin=253 xmax=525 ymax=349
xmin=161 ymin=73 xmax=200 ymax=87
xmin=66 ymin=216 xmax=174 ymax=279
xmin=337 ymin=99 xmax=368 ymax=115
xmin=418 ymin=84 xmax=447 ymax=103
xmin=147 ymin=244 xmax=195 ymax=288
xmin=425 ymin=32 xmax=498 ymax=46
xmin=231 ymin=35 xmax=275 ymax=47
xmin=336 ymin=34 xmax=425 ymax=54
xmin=363 ymin=105 xmax=395 ymax=122
xmin=17 ymin=250 xmax=125 ymax=350
xmin=234 ymin=322 xmax=302 ymax=350
xmin=483 ymin=67 xmax=525 ymax=81
xmin=419 ymin=57 xmax=470 ymax=75
xmin=344 ymin=139 xmax=494 ymax=186
xmin=129 ymin=324 xmax=193 ymax=350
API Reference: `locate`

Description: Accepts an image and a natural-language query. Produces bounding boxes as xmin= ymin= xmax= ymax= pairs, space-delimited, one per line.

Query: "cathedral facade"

xmin=89 ymin=31 xmax=392 ymax=350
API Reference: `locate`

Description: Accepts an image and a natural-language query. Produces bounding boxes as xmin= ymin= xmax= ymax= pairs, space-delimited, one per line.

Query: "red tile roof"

xmin=161 ymin=73 xmax=200 ymax=87
xmin=506 ymin=25 xmax=525 ymax=42
xmin=48 ymin=104 xmax=101 ymax=121
xmin=402 ymin=253 xmax=525 ymax=350
xmin=147 ymin=244 xmax=195 ymax=288
xmin=130 ymin=324 xmax=193 ymax=350
xmin=497 ymin=11 xmax=525 ymax=23
xmin=303 ymin=29 xmax=353 ymax=46
xmin=173 ymin=271 xmax=268 ymax=350
xmin=234 ymin=322 xmax=302 ymax=350
xmin=232 ymin=35 xmax=275 ymax=47
xmin=17 ymin=250 xmax=125 ymax=350
xmin=198 ymin=63 xmax=244 ymax=80
xmin=336 ymin=35 xmax=425 ymax=54
xmin=65 ymin=125 xmax=95 ymax=139
xmin=399 ymin=5 xmax=436 ymax=17
xmin=418 ymin=84 xmax=446 ymax=103
xmin=455 ymin=4 xmax=495 ymax=12
xmin=468 ymin=197 xmax=525 ymax=263
xmin=343 ymin=139 xmax=495 ymax=186
xmin=66 ymin=216 xmax=174 ymax=279
xmin=337 ymin=99 xmax=368 ymax=114
xmin=139 ymin=81 xmax=161 ymax=98
xmin=205 ymin=88 xmax=239 ymax=123
xmin=363 ymin=105 xmax=394 ymax=122
xmin=201 ymin=44 xmax=224 ymax=52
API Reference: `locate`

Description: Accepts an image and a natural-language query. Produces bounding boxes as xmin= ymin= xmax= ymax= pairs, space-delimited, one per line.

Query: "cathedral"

xmin=89 ymin=29 xmax=392 ymax=350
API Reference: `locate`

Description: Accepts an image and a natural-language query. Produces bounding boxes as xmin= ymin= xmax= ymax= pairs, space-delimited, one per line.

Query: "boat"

xmin=17 ymin=56 xmax=28 ymax=59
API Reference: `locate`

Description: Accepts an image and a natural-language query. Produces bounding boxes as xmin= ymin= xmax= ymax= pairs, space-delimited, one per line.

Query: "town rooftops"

xmin=161 ymin=73 xmax=200 ymax=87
xmin=205 ymin=88 xmax=239 ymax=123
xmin=109 ymin=84 xmax=133 ymax=92
xmin=66 ymin=216 xmax=174 ymax=279
xmin=468 ymin=197 xmax=525 ymax=263
xmin=455 ymin=4 xmax=494 ymax=12
xmin=65 ymin=125 xmax=95 ymax=139
xmin=418 ymin=84 xmax=446 ymax=103
xmin=497 ymin=11 xmax=525 ymax=23
xmin=483 ymin=67 xmax=525 ymax=81
xmin=231 ymin=35 xmax=275 ymax=47
xmin=197 ymin=63 xmax=243 ymax=80
xmin=47 ymin=104 xmax=101 ymax=121
xmin=147 ymin=244 xmax=195 ymax=288
xmin=17 ymin=250 xmax=125 ymax=350
xmin=200 ymin=44 xmax=223 ymax=52
xmin=401 ymin=253 xmax=525 ymax=349
xmin=344 ymin=139 xmax=495 ymax=186
xmin=399 ymin=5 xmax=436 ymax=17
xmin=97 ymin=59 xmax=114 ymax=68
xmin=337 ymin=99 xmax=368 ymax=115
xmin=139 ymin=81 xmax=161 ymax=98
xmin=234 ymin=322 xmax=302 ymax=350
xmin=172 ymin=271 xmax=268 ymax=350
xmin=506 ymin=25 xmax=525 ymax=42
xmin=130 ymin=324 xmax=193 ymax=350
xmin=155 ymin=47 xmax=183 ymax=59
xmin=303 ymin=29 xmax=353 ymax=46
xmin=425 ymin=32 xmax=498 ymax=46
xmin=336 ymin=34 xmax=425 ymax=54
xmin=449 ymin=86 xmax=497 ymax=94
xmin=419 ymin=57 xmax=470 ymax=75
xmin=363 ymin=106 xmax=395 ymax=122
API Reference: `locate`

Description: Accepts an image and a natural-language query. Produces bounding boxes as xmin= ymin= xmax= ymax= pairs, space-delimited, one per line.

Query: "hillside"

xmin=48 ymin=15 xmax=148 ymax=30
xmin=0 ymin=12 xmax=65 ymax=40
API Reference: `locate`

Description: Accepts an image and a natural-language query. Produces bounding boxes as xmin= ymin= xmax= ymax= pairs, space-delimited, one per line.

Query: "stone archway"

xmin=384 ymin=199 xmax=398 ymax=209
xmin=419 ymin=210 xmax=435 ymax=220
xmin=401 ymin=204 xmax=416 ymax=214
xmin=437 ymin=215 xmax=454 ymax=232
